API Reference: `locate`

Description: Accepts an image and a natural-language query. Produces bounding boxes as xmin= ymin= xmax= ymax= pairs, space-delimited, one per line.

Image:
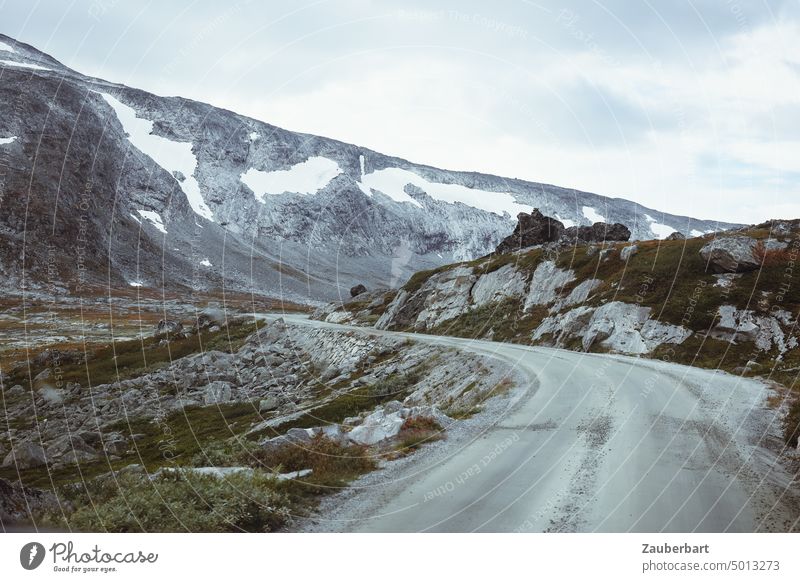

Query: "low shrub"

xmin=396 ymin=416 xmax=443 ymax=452
xmin=248 ymin=435 xmax=376 ymax=488
xmin=54 ymin=470 xmax=291 ymax=533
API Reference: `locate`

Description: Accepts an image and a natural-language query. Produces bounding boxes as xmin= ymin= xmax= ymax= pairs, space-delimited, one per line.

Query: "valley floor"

xmin=278 ymin=315 xmax=800 ymax=532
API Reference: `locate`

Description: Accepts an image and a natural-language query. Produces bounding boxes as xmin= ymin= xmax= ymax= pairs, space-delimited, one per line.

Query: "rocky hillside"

xmin=0 ymin=314 xmax=513 ymax=489
xmin=315 ymin=216 xmax=800 ymax=398
xmin=0 ymin=34 xmax=739 ymax=303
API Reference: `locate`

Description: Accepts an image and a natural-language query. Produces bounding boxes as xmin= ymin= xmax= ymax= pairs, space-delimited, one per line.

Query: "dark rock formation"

xmin=666 ymin=231 xmax=686 ymax=240
xmin=350 ymin=284 xmax=367 ymax=298
xmin=495 ymin=209 xmax=565 ymax=254
xmin=562 ymin=222 xmax=631 ymax=244
xmin=495 ymin=209 xmax=631 ymax=254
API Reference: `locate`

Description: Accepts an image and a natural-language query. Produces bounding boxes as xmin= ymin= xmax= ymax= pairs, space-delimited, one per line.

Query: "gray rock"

xmin=347 ymin=410 xmax=405 ymax=445
xmin=2 ymin=441 xmax=47 ymax=469
xmin=666 ymin=231 xmax=686 ymax=240
xmin=259 ymin=396 xmax=280 ymax=412
xmin=32 ymin=368 xmax=53 ymax=390
xmin=470 ymin=264 xmax=528 ymax=307
xmin=156 ymin=319 xmax=184 ymax=335
xmin=700 ymin=236 xmax=760 ymax=273
xmin=524 ymin=260 xmax=575 ymax=309
xmin=620 ymin=244 xmax=638 ymax=261
xmin=203 ymin=381 xmax=232 ymax=405
xmin=350 ymin=284 xmax=367 ymax=297
xmin=383 ymin=400 xmax=404 ymax=414
xmin=7 ymin=385 xmax=24 ymax=396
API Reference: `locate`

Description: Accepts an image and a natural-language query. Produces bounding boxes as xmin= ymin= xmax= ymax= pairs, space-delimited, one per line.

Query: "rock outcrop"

xmin=495 ymin=209 xmax=565 ymax=253
xmin=533 ymin=301 xmax=692 ymax=354
xmin=470 ymin=264 xmax=528 ymax=307
xmin=710 ymin=305 xmax=794 ymax=353
xmin=562 ymin=222 xmax=632 ymax=244
xmin=494 ymin=209 xmax=632 ymax=254
xmin=2 ymin=441 xmax=47 ymax=469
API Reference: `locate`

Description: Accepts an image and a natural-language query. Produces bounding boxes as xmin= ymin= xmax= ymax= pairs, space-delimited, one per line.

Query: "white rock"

xmin=524 ymin=260 xmax=575 ymax=310
xmin=471 ymin=264 xmax=528 ymax=307
xmin=347 ymin=409 xmax=405 ymax=445
xmin=552 ymin=278 xmax=601 ymax=311
xmin=620 ymin=244 xmax=638 ymax=261
xmin=375 ymin=290 xmax=408 ymax=330
xmin=415 ymin=266 xmax=476 ymax=329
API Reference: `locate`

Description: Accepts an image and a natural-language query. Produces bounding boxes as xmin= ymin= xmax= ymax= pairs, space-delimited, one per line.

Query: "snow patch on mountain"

xmin=555 ymin=213 xmax=576 ymax=228
xmin=644 ymin=214 xmax=676 ymax=239
xmin=582 ymin=206 xmax=605 ymax=223
xmin=0 ymin=59 xmax=51 ymax=71
xmin=0 ymin=136 xmax=17 ymax=145
xmin=100 ymin=92 xmax=214 ymax=222
xmin=249 ymin=132 xmax=259 ymax=142
xmin=0 ymin=41 xmax=15 ymax=53
xmin=137 ymin=210 xmax=167 ymax=234
xmin=241 ymin=156 xmax=342 ymax=201
xmin=200 ymin=258 xmax=212 ymax=267
xmin=360 ymin=167 xmax=530 ymax=216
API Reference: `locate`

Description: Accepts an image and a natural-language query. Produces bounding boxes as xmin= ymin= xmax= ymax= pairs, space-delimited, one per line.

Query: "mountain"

xmin=0 ymin=34 xmax=740 ymax=303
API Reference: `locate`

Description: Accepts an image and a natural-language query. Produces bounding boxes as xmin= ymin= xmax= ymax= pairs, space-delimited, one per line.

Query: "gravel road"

xmin=273 ymin=314 xmax=800 ymax=532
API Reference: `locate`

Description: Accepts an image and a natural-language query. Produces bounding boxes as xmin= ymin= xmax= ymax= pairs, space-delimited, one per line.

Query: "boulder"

xmin=665 ymin=231 xmax=686 ymax=240
xmin=350 ymin=284 xmax=367 ymax=298
xmin=101 ymin=433 xmax=129 ymax=456
xmin=347 ymin=409 xmax=405 ymax=445
xmin=495 ymin=208 xmax=564 ymax=253
xmin=156 ymin=319 xmax=183 ymax=335
xmin=700 ymin=236 xmax=760 ymax=273
xmin=2 ymin=441 xmax=47 ymax=469
xmin=47 ymin=434 xmax=98 ymax=464
xmin=259 ymin=396 xmax=280 ymax=412
xmin=620 ymin=244 xmax=638 ymax=261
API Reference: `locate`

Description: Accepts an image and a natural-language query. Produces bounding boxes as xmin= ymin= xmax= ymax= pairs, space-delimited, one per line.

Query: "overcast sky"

xmin=2 ymin=0 xmax=799 ymax=223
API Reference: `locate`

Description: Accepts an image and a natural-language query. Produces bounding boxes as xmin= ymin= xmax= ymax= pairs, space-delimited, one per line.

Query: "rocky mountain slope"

xmin=0 ymin=34 xmax=739 ymax=303
xmin=314 ymin=215 xmax=800 ymax=434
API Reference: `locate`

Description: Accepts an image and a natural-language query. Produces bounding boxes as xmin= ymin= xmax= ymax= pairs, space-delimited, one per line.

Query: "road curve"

xmin=272 ymin=314 xmax=799 ymax=533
